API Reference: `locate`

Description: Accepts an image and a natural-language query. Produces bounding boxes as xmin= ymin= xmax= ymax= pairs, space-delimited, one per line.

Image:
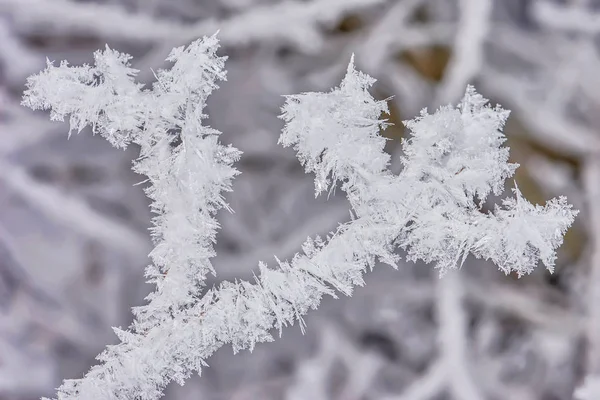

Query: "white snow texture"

xmin=21 ymin=34 xmax=577 ymax=400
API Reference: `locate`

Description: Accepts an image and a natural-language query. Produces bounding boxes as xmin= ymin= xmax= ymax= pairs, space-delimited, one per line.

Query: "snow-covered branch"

xmin=21 ymin=35 xmax=577 ymax=400
xmin=436 ymin=0 xmax=491 ymax=105
xmin=1 ymin=0 xmax=385 ymax=52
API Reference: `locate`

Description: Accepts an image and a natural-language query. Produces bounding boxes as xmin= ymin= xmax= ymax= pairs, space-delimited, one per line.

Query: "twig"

xmin=437 ymin=271 xmax=485 ymax=400
xmin=0 ymin=160 xmax=149 ymax=258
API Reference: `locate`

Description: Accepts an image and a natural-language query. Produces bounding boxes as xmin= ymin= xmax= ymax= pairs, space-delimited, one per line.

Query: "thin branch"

xmin=436 ymin=0 xmax=492 ymax=105
xmin=465 ymin=277 xmax=583 ymax=337
xmin=437 ymin=271 xmax=485 ymax=400
xmin=136 ymin=0 xmax=387 ymax=79
xmin=0 ymin=160 xmax=149 ymax=258
xmin=0 ymin=0 xmax=182 ymax=43
xmin=479 ymin=68 xmax=600 ymax=157
xmin=379 ymin=361 xmax=446 ymax=400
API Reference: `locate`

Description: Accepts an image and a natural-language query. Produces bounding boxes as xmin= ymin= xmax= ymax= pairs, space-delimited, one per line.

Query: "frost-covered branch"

xmin=479 ymin=68 xmax=600 ymax=157
xmin=437 ymin=272 xmax=483 ymax=400
xmin=0 ymin=20 xmax=40 ymax=82
xmin=436 ymin=0 xmax=492 ymax=105
xmin=23 ymin=32 xmax=242 ymax=332
xmin=21 ymin=35 xmax=577 ymax=400
xmin=1 ymin=0 xmax=385 ymax=54
xmin=398 ymin=87 xmax=576 ymax=275
xmin=136 ymin=0 xmax=386 ymax=79
xmin=0 ymin=0 xmax=177 ymax=42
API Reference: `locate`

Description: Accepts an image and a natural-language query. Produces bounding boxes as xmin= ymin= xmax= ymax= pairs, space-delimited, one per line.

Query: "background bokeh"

xmin=0 ymin=0 xmax=596 ymax=399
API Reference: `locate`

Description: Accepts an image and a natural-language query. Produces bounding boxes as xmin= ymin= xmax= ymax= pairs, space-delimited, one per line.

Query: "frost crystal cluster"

xmin=21 ymin=35 xmax=577 ymax=400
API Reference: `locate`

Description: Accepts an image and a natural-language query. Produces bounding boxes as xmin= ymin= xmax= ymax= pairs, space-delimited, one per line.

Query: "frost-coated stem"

xmin=20 ymin=35 xmax=577 ymax=400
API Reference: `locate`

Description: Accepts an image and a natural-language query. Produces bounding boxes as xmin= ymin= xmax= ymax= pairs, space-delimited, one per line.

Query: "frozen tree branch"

xmin=465 ymin=277 xmax=583 ymax=337
xmin=0 ymin=0 xmax=184 ymax=43
xmin=285 ymin=324 xmax=339 ymax=400
xmin=286 ymin=324 xmax=383 ymax=400
xmin=136 ymin=0 xmax=386 ymax=79
xmin=437 ymin=272 xmax=484 ymax=400
xmin=479 ymin=68 xmax=600 ymax=157
xmin=0 ymin=90 xmax=51 ymax=155
xmin=0 ymin=20 xmax=41 ymax=82
xmin=436 ymin=0 xmax=491 ymax=105
xmin=527 ymin=155 xmax=582 ymax=209
xmin=21 ymin=35 xmax=577 ymax=400
xmin=358 ymin=0 xmax=426 ymax=74
xmin=1 ymin=0 xmax=387 ymax=75
xmin=208 ymin=0 xmax=386 ymax=51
